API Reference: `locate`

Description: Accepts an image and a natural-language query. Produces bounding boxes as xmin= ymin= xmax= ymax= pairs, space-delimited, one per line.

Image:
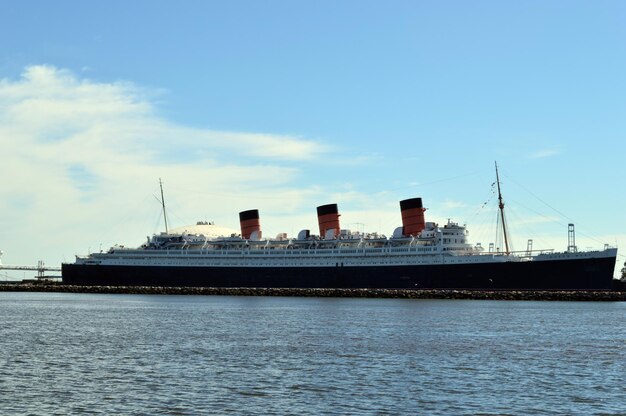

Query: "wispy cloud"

xmin=441 ymin=199 xmax=468 ymax=210
xmin=531 ymin=148 xmax=560 ymax=159
xmin=216 ymin=132 xmax=331 ymax=160
xmin=0 ymin=65 xmax=336 ymax=266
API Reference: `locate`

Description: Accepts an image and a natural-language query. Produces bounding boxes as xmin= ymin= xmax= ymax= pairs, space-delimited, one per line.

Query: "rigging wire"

xmin=500 ymin=170 xmax=608 ymax=247
xmin=504 ymin=200 xmax=557 ymax=250
xmin=152 ymin=209 xmax=164 ymax=235
xmin=89 ymin=191 xmax=156 ymax=247
xmin=501 ymin=171 xmax=575 ymax=223
xmin=387 ymin=169 xmax=486 ymax=193
xmin=167 ymin=169 xmax=487 ymax=201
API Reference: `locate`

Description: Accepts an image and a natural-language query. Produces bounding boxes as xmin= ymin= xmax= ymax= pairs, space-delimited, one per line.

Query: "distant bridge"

xmin=0 ymin=257 xmax=61 ymax=280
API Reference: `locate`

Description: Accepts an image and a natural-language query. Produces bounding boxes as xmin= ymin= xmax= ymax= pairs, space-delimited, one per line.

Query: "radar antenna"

xmin=495 ymin=162 xmax=511 ymax=254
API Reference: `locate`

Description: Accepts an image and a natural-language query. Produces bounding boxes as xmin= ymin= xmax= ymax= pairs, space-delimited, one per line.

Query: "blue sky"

xmin=1 ymin=1 xmax=625 ymax=277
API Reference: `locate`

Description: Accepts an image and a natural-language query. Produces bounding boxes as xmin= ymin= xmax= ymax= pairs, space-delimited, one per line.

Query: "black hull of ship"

xmin=62 ymin=255 xmax=616 ymax=290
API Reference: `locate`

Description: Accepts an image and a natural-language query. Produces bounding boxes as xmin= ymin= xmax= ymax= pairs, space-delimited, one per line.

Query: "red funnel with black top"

xmin=400 ymin=198 xmax=426 ymax=237
xmin=239 ymin=209 xmax=262 ymax=240
xmin=317 ymin=203 xmax=340 ymax=239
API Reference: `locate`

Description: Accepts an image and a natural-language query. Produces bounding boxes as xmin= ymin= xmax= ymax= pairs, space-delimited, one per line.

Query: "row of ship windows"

xmin=115 ymin=254 xmax=446 ymax=264
xmin=117 ymin=257 xmax=487 ymax=267
xmin=125 ymin=247 xmax=440 ymax=257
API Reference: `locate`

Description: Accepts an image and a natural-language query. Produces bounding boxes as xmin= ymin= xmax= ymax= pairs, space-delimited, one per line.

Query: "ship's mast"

xmin=159 ymin=178 xmax=169 ymax=234
xmin=495 ymin=162 xmax=510 ymax=254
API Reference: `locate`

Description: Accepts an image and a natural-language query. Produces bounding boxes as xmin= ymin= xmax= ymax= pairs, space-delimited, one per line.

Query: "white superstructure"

xmin=74 ymin=218 xmax=616 ymax=269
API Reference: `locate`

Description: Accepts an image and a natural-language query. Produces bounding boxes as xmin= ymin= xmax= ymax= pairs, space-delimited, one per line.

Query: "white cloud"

xmin=0 ymin=65 xmax=336 ymax=271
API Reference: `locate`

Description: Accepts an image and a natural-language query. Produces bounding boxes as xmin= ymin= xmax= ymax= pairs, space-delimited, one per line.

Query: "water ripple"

xmin=0 ymin=294 xmax=624 ymax=415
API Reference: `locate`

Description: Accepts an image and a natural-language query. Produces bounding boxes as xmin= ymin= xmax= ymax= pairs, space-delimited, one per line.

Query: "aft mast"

xmin=159 ymin=178 xmax=169 ymax=234
xmin=495 ymin=162 xmax=511 ymax=254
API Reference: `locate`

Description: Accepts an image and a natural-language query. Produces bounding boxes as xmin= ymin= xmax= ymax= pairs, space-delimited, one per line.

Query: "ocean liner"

xmin=62 ymin=166 xmax=618 ymax=289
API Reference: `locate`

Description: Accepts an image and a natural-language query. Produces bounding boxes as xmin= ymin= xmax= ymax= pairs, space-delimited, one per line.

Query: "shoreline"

xmin=0 ymin=283 xmax=625 ymax=301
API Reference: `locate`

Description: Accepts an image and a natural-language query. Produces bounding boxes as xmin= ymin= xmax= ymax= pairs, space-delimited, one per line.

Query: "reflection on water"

xmin=0 ymin=293 xmax=624 ymax=415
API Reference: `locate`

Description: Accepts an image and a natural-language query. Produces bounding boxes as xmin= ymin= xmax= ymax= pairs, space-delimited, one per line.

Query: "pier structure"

xmin=0 ymin=252 xmax=61 ymax=281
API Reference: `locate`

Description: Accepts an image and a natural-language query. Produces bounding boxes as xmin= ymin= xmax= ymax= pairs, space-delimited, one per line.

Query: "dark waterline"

xmin=1 ymin=293 xmax=624 ymax=415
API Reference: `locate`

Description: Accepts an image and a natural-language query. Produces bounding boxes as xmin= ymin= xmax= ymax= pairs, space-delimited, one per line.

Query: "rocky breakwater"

xmin=0 ymin=283 xmax=625 ymax=301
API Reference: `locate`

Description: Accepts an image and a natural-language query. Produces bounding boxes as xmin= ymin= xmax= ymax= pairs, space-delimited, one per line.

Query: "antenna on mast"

xmin=495 ymin=162 xmax=510 ymax=254
xmin=159 ymin=178 xmax=169 ymax=233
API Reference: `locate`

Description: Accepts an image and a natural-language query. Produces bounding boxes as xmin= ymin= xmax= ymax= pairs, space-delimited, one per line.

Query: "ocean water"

xmin=0 ymin=293 xmax=624 ymax=415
